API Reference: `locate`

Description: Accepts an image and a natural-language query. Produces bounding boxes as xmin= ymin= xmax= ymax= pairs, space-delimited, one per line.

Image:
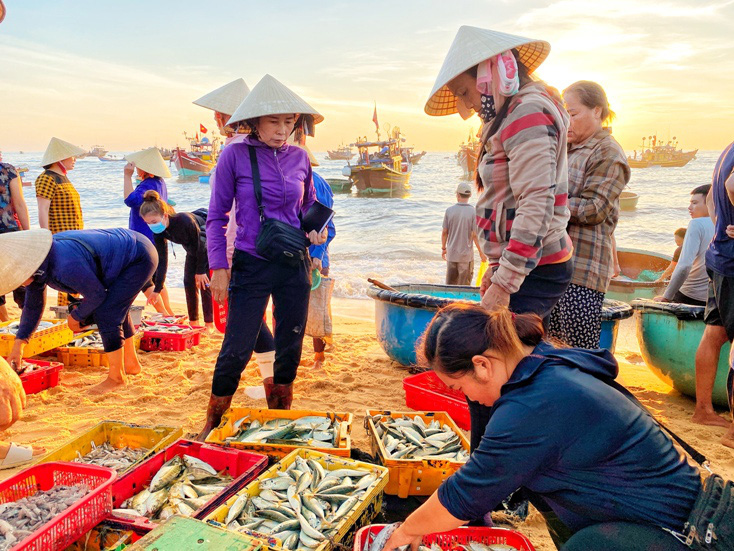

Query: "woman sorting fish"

xmin=382 ymin=304 xmax=702 ymax=551
xmin=199 ymin=74 xmax=327 ymax=439
xmin=3 ymin=228 xmax=157 ymax=392
xmin=139 ymin=191 xmax=213 ymax=330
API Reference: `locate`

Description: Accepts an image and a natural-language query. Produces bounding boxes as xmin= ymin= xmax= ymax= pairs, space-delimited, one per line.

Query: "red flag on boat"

xmin=200 ymin=124 xmax=208 ymax=134
xmin=372 ymin=102 xmax=379 ymax=132
xmin=196 ymin=132 xmax=199 ymax=141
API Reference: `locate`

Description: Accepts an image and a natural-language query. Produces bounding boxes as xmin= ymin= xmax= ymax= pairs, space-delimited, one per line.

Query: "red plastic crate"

xmin=354 ymin=524 xmax=535 ymax=551
xmin=403 ymin=371 xmax=470 ymax=430
xmin=107 ymin=439 xmax=267 ymax=535
xmin=19 ymin=359 xmax=63 ymax=395
xmin=0 ymin=461 xmax=116 ymax=551
xmin=140 ymin=323 xmax=204 ymax=352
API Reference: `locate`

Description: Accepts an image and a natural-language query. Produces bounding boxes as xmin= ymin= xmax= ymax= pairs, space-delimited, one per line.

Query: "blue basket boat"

xmin=368 ymin=283 xmax=633 ymax=366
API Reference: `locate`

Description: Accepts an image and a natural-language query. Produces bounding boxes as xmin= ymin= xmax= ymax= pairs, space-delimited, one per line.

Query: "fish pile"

xmin=224 ymin=416 xmax=342 ymax=449
xmin=0 ymin=484 xmax=89 ymax=551
xmin=17 ymin=361 xmax=43 ymax=374
xmin=68 ymin=332 xmax=104 ymax=349
xmin=73 ymin=442 xmax=149 ymax=472
xmin=222 ymin=455 xmax=380 ymax=551
xmin=0 ymin=321 xmax=56 ymax=336
xmin=365 ymin=526 xmax=518 ymax=551
xmin=142 ymin=314 xmax=187 ymax=325
xmin=115 ymin=454 xmax=232 ymax=522
xmin=369 ymin=415 xmax=469 ymax=462
xmin=142 ymin=323 xmax=195 ymax=334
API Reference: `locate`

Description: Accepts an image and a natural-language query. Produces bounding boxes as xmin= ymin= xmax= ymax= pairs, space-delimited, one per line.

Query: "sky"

xmin=0 ymin=0 xmax=732 ymax=153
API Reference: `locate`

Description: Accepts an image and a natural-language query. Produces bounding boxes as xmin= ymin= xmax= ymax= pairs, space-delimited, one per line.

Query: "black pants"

xmin=211 ymin=250 xmax=310 ymax=397
xmin=0 ymin=287 xmax=25 ymax=309
xmin=468 ymin=260 xmax=573 ymax=451
xmin=561 ymin=522 xmax=688 ymax=550
xmin=672 ymin=290 xmax=706 ymax=307
xmin=183 ymin=266 xmax=213 ymax=324
xmin=95 ymin=234 xmax=158 ymax=352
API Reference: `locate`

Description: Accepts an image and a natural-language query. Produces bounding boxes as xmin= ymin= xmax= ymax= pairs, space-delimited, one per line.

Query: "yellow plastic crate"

xmin=365 ymin=409 xmax=469 ymax=498
xmin=204 ymin=449 xmax=388 ymax=551
xmin=0 ymin=318 xmax=73 ymax=358
xmin=55 ymin=331 xmax=142 ymax=367
xmin=36 ymin=420 xmax=183 ymax=474
xmin=206 ymin=407 xmax=352 ymax=459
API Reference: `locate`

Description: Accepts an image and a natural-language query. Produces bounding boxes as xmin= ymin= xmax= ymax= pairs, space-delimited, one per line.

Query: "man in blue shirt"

xmin=696 ymin=141 xmax=734 ymax=449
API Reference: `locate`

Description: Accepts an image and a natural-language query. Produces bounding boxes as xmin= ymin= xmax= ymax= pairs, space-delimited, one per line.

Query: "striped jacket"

xmin=476 ymin=83 xmax=573 ymax=294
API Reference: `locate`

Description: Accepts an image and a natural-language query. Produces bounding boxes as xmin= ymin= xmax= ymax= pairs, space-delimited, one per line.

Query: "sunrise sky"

xmin=1 ymin=0 xmax=732 ymax=153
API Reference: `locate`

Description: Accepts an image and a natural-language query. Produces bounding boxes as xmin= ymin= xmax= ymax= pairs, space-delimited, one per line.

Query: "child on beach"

xmin=656 ymin=227 xmax=686 ymax=282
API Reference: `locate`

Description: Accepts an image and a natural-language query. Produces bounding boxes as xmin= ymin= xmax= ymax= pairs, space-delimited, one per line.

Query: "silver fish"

xmin=371 ymin=415 xmax=469 ymax=462
xmin=73 ymin=441 xmax=148 ymax=472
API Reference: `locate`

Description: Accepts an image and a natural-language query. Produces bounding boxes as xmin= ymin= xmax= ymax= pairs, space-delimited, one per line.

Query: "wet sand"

xmin=2 ymin=290 xmax=733 ymax=550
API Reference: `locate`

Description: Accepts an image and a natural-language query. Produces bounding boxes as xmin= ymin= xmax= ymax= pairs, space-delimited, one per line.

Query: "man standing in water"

xmin=442 ymin=182 xmax=486 ymax=285
xmin=694 ymin=142 xmax=734 ymax=449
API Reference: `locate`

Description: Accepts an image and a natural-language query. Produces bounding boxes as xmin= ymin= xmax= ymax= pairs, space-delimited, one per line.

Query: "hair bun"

xmin=143 ymin=190 xmax=160 ymax=201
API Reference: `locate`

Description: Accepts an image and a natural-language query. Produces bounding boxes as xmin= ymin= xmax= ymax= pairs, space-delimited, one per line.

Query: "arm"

xmin=123 ymin=180 xmax=150 ymax=208
xmin=15 ymin=281 xmax=46 ymax=341
xmin=473 ymin=231 xmax=487 ymax=262
xmin=9 ymin=178 xmax=30 ymax=230
xmin=37 ymin=198 xmax=51 ymax=229
xmin=35 ymin=174 xmax=55 ymax=230
xmin=153 ymin=234 xmax=168 ymax=292
xmin=663 ymin=223 xmax=703 ymax=300
xmin=64 ymin=261 xmax=109 ymax=322
xmin=441 ymin=228 xmax=448 ymax=260
xmin=182 ymin=215 xmax=208 ymax=275
xmin=725 ymin=171 xmax=734 ymax=208
xmin=611 ymin=234 xmax=621 ymax=277
xmin=206 ymin=147 xmax=237 ymax=271
xmin=657 ymin=261 xmax=677 ymax=283
xmin=123 ymin=163 xmax=135 ymax=200
xmin=568 ymin=153 xmax=629 ymax=226
xmin=707 ymin=187 xmax=716 ymax=226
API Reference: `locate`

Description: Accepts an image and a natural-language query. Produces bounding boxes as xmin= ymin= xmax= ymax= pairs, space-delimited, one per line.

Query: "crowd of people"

xmin=0 ymin=22 xmax=732 ymax=550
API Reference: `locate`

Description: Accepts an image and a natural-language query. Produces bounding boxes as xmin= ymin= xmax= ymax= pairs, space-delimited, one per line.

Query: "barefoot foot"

xmin=722 ymin=426 xmax=734 ymax=449
xmin=89 ymin=376 xmax=126 ymax=395
xmin=124 ymin=357 xmax=142 ymax=375
xmin=691 ymin=410 xmax=729 ymax=427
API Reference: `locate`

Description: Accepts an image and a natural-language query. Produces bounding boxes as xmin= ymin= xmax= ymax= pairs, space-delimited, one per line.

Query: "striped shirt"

xmin=567 ymin=129 xmax=630 ymax=292
xmin=476 ymin=83 xmax=573 ymax=294
xmin=35 ymin=170 xmax=84 ymax=234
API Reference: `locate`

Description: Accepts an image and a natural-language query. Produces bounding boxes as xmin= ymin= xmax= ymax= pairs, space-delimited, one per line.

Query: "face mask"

xmin=479 ymin=94 xmax=497 ymax=123
xmin=148 ymin=221 xmax=166 ymax=234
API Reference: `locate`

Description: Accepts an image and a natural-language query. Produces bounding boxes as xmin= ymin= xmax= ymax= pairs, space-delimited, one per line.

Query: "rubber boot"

xmin=196 ymin=394 xmax=233 ymax=442
xmin=263 ymin=378 xmax=293 ymax=410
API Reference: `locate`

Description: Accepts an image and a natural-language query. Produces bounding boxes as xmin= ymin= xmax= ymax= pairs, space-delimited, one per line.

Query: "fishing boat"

xmin=627 ymin=136 xmax=697 ymax=168
xmin=80 ymin=145 xmax=108 ymax=158
xmin=157 ymin=147 xmax=173 ymax=161
xmin=343 ymin=130 xmax=411 ymax=197
xmin=171 ymin=133 xmax=219 ymax=178
xmin=401 ymin=147 xmax=426 ymax=165
xmin=606 ymin=248 xmax=671 ymax=303
xmin=619 ymin=190 xmax=639 ymax=211
xmin=632 ymin=300 xmax=731 ymax=406
xmin=98 ymin=155 xmax=126 ymax=162
xmin=325 ymin=144 xmax=354 ymax=161
xmin=457 ymin=133 xmax=480 ymax=180
xmin=325 ymin=178 xmax=352 ymax=193
xmin=368 ymin=283 xmax=632 ymax=366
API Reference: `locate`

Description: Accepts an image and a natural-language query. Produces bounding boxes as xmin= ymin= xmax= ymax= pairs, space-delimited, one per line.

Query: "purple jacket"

xmin=207 ymin=136 xmax=315 ymax=269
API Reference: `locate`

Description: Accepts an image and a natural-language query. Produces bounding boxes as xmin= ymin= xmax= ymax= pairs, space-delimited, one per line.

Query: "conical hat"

xmin=228 ymin=74 xmax=324 ymax=126
xmin=193 ymin=78 xmax=251 ymax=116
xmin=425 ymin=26 xmax=550 ymax=116
xmin=0 ymin=229 xmax=53 ymax=295
xmin=125 ymin=147 xmax=172 ymax=178
xmin=41 ymin=137 xmax=86 ymax=166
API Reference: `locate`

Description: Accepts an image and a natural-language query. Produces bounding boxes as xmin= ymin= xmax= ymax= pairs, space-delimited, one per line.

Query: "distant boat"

xmin=325 ymin=178 xmax=353 ymax=193
xmin=409 ymin=150 xmax=427 ymax=164
xmin=157 ymin=147 xmax=173 ymax=161
xmin=98 ymin=155 xmax=126 ymax=162
xmin=80 ymin=145 xmax=108 ymax=158
xmin=326 ymin=144 xmax=354 ymax=161
xmin=171 ymin=132 xmax=219 ymax=178
xmin=627 ymin=135 xmax=697 ymax=168
xmin=344 ymin=131 xmax=411 ymax=197
xmin=619 ymin=190 xmax=639 ymax=211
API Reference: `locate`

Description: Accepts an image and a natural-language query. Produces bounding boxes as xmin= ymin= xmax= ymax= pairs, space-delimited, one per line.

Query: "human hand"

xmin=124 ymin=162 xmax=135 ymax=177
xmin=66 ymin=315 xmax=83 ymax=333
xmin=383 ymin=524 xmax=422 ymax=551
xmin=441 ymin=248 xmax=447 ymax=261
xmin=0 ymin=357 xmax=26 ymax=431
xmin=479 ymin=267 xmax=492 ymax=296
xmin=147 ymin=292 xmax=160 ymax=306
xmin=308 ymin=229 xmax=328 ymax=245
xmin=6 ymin=341 xmax=25 ymax=374
xmin=195 ymin=273 xmax=211 ymax=290
xmin=479 ymin=252 xmax=488 ymax=263
xmin=726 ymin=225 xmax=734 ymax=239
xmin=210 ymin=269 xmax=231 ymax=305
xmin=481 ymin=283 xmax=510 ymax=311
xmin=653 ymin=295 xmax=670 ymax=303
xmin=311 ymin=257 xmax=323 ymax=272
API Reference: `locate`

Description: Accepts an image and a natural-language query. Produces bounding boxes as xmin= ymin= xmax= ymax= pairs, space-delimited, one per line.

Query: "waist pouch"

xmin=249 ymin=144 xmax=308 ymax=267
xmin=684 ymin=474 xmax=734 ymax=549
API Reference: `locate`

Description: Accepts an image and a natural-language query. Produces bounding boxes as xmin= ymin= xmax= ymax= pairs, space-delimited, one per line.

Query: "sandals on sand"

xmin=0 ymin=442 xmax=34 ymax=470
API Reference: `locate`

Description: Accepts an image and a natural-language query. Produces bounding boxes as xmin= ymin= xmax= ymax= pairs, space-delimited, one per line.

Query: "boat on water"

xmin=171 ymin=133 xmax=219 ymax=178
xmin=606 ymin=248 xmax=671 ymax=303
xmin=619 ymin=190 xmax=639 ymax=211
xmin=325 ymin=178 xmax=352 ymax=193
xmin=368 ymin=283 xmax=632 ymax=366
xmin=457 ymin=133 xmax=480 ymax=180
xmin=401 ymin=147 xmax=426 ymax=165
xmin=325 ymin=144 xmax=354 ymax=161
xmin=156 ymin=147 xmax=173 ymax=161
xmin=80 ymin=145 xmax=108 ymax=158
xmin=343 ymin=129 xmax=412 ymax=197
xmin=632 ymin=300 xmax=731 ymax=406
xmin=627 ymin=135 xmax=697 ymax=168
xmin=98 ymin=155 xmax=126 ymax=162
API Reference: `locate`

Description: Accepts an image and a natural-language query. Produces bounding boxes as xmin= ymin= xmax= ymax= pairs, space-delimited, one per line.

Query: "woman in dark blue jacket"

xmin=384 ymin=303 xmax=702 ymax=551
xmin=5 ymin=228 xmax=157 ymax=393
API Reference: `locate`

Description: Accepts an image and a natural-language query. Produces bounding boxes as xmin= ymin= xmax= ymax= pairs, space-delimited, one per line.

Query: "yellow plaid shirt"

xmin=35 ymin=170 xmax=84 ymax=234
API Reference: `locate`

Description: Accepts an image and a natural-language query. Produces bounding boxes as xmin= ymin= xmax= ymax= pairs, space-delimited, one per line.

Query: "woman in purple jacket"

xmin=198 ymin=75 xmax=326 ymax=439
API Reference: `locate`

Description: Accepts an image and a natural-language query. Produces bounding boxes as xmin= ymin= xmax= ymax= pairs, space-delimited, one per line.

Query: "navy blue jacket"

xmin=17 ymin=229 xmax=148 ymax=340
xmin=438 ymin=342 xmax=701 ymax=534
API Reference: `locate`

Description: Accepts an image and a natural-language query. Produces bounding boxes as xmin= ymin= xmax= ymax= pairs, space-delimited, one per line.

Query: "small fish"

xmin=368 ymin=523 xmax=400 ymax=551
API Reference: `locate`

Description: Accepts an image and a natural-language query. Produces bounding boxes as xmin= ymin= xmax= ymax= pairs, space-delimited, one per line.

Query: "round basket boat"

xmin=606 ymin=248 xmax=671 ymax=303
xmin=368 ymin=283 xmax=632 ymax=366
xmin=632 ymin=299 xmax=731 ymax=406
xmin=619 ymin=190 xmax=639 ymax=211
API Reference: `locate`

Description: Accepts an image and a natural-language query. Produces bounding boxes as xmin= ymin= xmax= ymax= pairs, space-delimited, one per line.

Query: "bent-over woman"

xmin=199 ymin=74 xmax=326 ymax=439
xmin=139 ymin=191 xmax=213 ymax=329
xmin=5 ymin=228 xmax=157 ymax=392
xmin=384 ymin=303 xmax=702 ymax=551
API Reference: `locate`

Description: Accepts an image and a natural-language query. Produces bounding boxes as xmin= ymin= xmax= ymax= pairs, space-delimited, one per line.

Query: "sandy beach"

xmin=2 ymin=290 xmax=733 ymax=550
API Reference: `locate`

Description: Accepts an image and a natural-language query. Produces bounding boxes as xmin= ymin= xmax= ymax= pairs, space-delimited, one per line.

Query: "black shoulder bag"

xmin=608 ymin=378 xmax=734 ymax=549
xmin=248 ymin=145 xmax=309 ymax=266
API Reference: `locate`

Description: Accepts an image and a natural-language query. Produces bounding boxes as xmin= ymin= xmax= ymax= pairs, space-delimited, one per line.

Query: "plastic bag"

xmin=306 ymin=277 xmax=334 ymax=338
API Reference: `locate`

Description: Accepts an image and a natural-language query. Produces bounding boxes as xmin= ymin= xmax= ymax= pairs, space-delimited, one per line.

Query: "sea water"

xmin=2 ymin=149 xmax=722 ymax=299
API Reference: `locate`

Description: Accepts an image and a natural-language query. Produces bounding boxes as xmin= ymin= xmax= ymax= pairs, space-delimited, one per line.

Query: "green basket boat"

xmin=633 ymin=299 xmax=731 ymax=407
xmin=606 ymin=248 xmax=671 ymax=303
